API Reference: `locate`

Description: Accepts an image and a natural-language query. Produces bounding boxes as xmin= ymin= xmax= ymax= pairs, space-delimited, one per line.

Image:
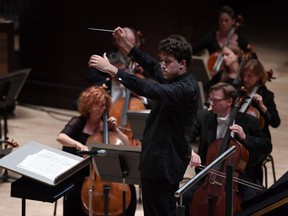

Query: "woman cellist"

xmin=183 ymin=82 xmax=272 ymax=215
xmin=203 ymin=43 xmax=243 ymax=100
xmin=56 ymin=85 xmax=136 ymax=216
xmin=192 ymin=5 xmax=257 ymax=78
xmin=239 ymin=58 xmax=281 ymax=183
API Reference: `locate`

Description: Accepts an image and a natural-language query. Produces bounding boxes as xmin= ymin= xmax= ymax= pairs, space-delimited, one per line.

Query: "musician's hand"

xmin=107 ymin=116 xmax=118 ymax=132
xmin=230 ymin=124 xmax=246 ymax=141
xmin=253 ymin=94 xmax=267 ymax=113
xmin=88 ymin=53 xmax=118 ymax=76
xmin=189 ymin=149 xmax=201 ymax=168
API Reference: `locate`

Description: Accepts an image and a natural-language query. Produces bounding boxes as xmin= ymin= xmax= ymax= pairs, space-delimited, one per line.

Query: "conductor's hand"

xmin=89 ymin=53 xmax=118 ymax=76
xmin=113 ymin=27 xmax=134 ymax=55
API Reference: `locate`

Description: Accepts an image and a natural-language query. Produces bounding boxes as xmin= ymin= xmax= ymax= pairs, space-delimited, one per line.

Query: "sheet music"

xmin=17 ymin=149 xmax=78 ymax=180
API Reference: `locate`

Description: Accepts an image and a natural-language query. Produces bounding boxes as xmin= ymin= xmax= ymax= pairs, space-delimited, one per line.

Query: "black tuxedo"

xmin=192 ymin=110 xmax=272 ymax=173
xmin=183 ymin=110 xmax=272 ymax=215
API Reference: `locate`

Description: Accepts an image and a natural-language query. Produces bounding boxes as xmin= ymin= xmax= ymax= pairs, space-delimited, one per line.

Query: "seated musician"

xmin=86 ymin=27 xmax=153 ymax=109
xmin=192 ymin=5 xmax=257 ymax=80
xmin=184 ymin=82 xmax=272 ymax=216
xmin=239 ymin=58 xmax=281 ymax=183
xmin=56 ymin=85 xmax=136 ymax=216
xmin=203 ymin=42 xmax=243 ymax=99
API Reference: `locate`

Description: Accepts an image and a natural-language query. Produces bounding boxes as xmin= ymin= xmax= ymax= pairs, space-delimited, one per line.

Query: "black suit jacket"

xmin=191 ymin=109 xmax=272 ymax=181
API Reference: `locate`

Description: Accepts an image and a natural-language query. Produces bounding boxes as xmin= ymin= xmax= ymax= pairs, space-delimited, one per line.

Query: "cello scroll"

xmin=2 ymin=138 xmax=19 ymax=148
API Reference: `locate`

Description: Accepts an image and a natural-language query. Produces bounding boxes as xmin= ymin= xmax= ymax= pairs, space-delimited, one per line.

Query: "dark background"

xmin=0 ymin=0 xmax=286 ymax=110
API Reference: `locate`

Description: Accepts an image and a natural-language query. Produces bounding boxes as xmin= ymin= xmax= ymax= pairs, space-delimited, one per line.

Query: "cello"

xmin=109 ymin=61 xmax=146 ymax=146
xmin=190 ymin=87 xmax=249 ymax=216
xmin=207 ymin=15 xmax=244 ymax=78
xmin=81 ymin=110 xmax=131 ymax=216
xmin=233 ymin=46 xmax=264 ymax=126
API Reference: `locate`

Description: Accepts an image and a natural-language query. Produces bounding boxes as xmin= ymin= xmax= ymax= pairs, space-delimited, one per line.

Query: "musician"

xmin=185 ymin=82 xmax=272 ymax=215
xmin=86 ymin=27 xmax=152 ymax=109
xmin=192 ymin=5 xmax=254 ymax=56
xmin=192 ymin=5 xmax=257 ymax=79
xmin=239 ymin=58 xmax=281 ymax=182
xmin=203 ymin=42 xmax=243 ymax=98
xmin=56 ymin=85 xmax=136 ymax=216
xmin=86 ymin=26 xmax=144 ymax=88
xmin=89 ymin=27 xmax=199 ymax=216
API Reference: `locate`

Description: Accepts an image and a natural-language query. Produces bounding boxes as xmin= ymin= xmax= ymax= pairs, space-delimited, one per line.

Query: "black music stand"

xmin=126 ymin=109 xmax=150 ymax=140
xmin=86 ymin=142 xmax=141 ymax=216
xmin=11 ymin=175 xmax=77 ymax=216
xmin=189 ymin=56 xmax=211 ymax=86
xmin=0 ymin=147 xmax=12 ymax=159
xmin=0 ymin=147 xmax=12 ymax=176
xmin=0 ymin=68 xmax=30 ymax=182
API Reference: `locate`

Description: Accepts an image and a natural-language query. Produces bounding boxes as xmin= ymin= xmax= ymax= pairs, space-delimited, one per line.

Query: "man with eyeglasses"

xmin=88 ymin=27 xmax=199 ymax=216
xmin=184 ymin=82 xmax=272 ymax=215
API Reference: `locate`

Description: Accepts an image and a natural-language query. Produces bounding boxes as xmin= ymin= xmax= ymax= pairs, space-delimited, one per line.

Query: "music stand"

xmin=189 ymin=56 xmax=211 ymax=86
xmin=0 ymin=68 xmax=30 ymax=182
xmin=86 ymin=142 xmax=141 ymax=215
xmin=126 ymin=109 xmax=150 ymax=140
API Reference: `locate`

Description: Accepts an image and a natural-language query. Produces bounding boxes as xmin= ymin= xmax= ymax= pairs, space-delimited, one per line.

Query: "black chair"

xmin=262 ymin=154 xmax=277 ymax=188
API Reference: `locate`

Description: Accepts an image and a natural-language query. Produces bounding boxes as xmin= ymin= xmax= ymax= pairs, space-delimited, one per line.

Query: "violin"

xmin=81 ymin=111 xmax=131 ymax=216
xmin=207 ymin=15 xmax=244 ymax=78
xmin=190 ymin=87 xmax=249 ymax=216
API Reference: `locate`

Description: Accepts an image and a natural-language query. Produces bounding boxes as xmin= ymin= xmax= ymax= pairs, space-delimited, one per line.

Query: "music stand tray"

xmin=0 ymin=141 xmax=90 ymax=186
xmin=86 ymin=142 xmax=141 ymax=185
xmin=190 ymin=56 xmax=210 ymax=86
xmin=0 ymin=68 xmax=31 ymax=141
xmin=127 ymin=109 xmax=150 ymax=140
xmin=0 ymin=68 xmax=30 ymax=108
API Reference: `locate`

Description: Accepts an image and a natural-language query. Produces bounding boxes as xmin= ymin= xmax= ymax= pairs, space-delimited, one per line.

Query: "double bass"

xmin=81 ymin=111 xmax=131 ymax=216
xmin=190 ymin=88 xmax=249 ymax=216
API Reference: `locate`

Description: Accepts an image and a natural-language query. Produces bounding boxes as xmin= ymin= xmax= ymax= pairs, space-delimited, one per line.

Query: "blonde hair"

xmin=221 ymin=43 xmax=243 ymax=82
xmin=224 ymin=43 xmax=243 ymax=57
xmin=78 ymin=85 xmax=111 ymax=117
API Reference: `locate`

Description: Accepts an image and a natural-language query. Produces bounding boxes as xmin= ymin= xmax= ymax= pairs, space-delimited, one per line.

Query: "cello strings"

xmin=198 ymin=165 xmax=265 ymax=191
xmin=118 ymin=126 xmax=132 ymax=132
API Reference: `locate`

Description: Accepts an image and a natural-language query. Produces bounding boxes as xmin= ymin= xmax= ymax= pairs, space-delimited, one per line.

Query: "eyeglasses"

xmin=208 ymin=98 xmax=226 ymax=104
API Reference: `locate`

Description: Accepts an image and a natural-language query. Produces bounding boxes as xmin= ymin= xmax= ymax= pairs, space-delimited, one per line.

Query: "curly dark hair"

xmin=159 ymin=34 xmax=193 ymax=67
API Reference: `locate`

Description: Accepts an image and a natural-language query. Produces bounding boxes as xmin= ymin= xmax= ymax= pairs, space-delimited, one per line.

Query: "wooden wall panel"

xmin=17 ymin=0 xmax=219 ymax=109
